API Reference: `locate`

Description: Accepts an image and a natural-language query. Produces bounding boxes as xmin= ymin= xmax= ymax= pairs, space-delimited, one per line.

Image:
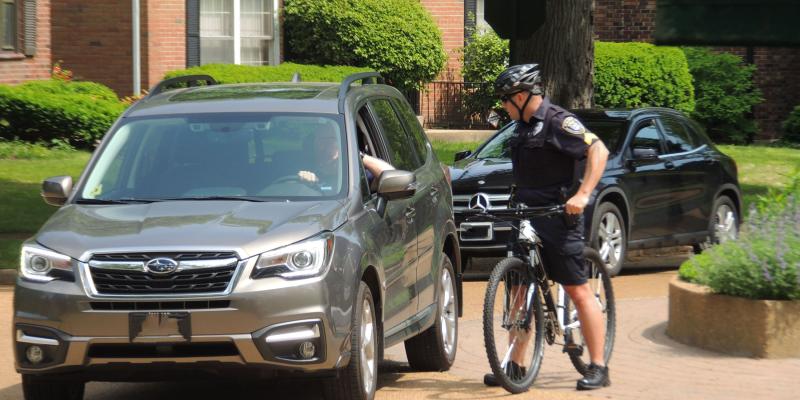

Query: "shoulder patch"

xmin=561 ymin=116 xmax=586 ymax=136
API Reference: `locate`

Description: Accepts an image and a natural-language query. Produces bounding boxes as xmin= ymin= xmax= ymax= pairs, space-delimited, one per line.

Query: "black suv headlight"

xmin=20 ymin=244 xmax=75 ymax=282
xmin=252 ymin=232 xmax=334 ymax=280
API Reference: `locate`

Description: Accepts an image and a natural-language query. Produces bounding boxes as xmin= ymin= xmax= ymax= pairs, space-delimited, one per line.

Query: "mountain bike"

xmin=461 ymin=204 xmax=615 ymax=394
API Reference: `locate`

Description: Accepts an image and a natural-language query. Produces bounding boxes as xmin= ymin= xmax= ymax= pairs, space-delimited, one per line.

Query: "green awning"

xmin=655 ymin=0 xmax=800 ymax=46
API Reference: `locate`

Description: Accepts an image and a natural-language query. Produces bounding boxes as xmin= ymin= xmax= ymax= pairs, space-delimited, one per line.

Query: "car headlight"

xmin=252 ymin=232 xmax=334 ymax=279
xmin=20 ymin=245 xmax=74 ymax=282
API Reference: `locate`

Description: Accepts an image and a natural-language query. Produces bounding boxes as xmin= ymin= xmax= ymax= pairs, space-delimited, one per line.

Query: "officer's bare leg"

xmin=563 ymin=283 xmax=605 ymax=366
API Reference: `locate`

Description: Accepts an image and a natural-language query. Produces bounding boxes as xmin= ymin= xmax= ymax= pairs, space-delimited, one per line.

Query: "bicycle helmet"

xmin=493 ymin=64 xmax=543 ymax=96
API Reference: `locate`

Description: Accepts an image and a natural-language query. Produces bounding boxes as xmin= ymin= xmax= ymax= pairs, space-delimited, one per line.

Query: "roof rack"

xmin=146 ymin=75 xmax=218 ymax=98
xmin=338 ymin=72 xmax=384 ymax=113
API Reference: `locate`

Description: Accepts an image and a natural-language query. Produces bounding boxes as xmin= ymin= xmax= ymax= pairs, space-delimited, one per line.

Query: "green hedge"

xmin=163 ymin=63 xmax=372 ymax=84
xmin=594 ymin=42 xmax=695 ymax=114
xmin=461 ymin=27 xmax=509 ymax=121
xmin=0 ymin=80 xmax=125 ymax=149
xmin=283 ymin=0 xmax=446 ymax=91
xmin=782 ymin=105 xmax=800 ymax=144
xmin=683 ymin=47 xmax=762 ymax=144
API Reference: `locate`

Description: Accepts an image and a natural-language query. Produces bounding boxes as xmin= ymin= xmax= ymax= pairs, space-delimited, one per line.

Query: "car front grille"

xmin=453 ymin=193 xmax=511 ymax=212
xmin=88 ymin=252 xmax=240 ymax=296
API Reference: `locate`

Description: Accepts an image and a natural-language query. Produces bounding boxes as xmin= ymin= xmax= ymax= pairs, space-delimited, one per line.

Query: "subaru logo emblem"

xmin=145 ymin=258 xmax=178 ymax=275
xmin=468 ymin=193 xmax=491 ymax=211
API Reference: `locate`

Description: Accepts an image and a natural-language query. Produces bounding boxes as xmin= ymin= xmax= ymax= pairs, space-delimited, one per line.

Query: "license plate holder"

xmin=459 ymin=222 xmax=494 ymax=241
xmin=129 ymin=312 xmax=191 ymax=342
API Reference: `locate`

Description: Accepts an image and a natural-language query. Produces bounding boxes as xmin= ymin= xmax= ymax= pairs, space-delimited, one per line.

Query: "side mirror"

xmin=41 ymin=176 xmax=73 ymax=206
xmin=632 ymin=147 xmax=659 ymax=160
xmin=376 ymin=170 xmax=416 ymax=201
xmin=454 ymin=150 xmax=472 ymax=162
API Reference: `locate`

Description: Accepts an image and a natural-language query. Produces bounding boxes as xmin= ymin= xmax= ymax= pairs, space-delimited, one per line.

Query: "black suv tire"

xmin=22 ymin=375 xmax=85 ymax=400
xmin=590 ymin=202 xmax=627 ymax=277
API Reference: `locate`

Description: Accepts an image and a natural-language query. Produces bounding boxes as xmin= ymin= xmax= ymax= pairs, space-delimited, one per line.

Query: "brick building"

xmin=0 ymin=0 xmax=52 ymax=84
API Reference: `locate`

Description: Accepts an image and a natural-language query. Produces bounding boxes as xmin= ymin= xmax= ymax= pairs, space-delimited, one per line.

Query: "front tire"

xmin=564 ymin=248 xmax=616 ymax=375
xmin=404 ymin=253 xmax=458 ymax=371
xmin=324 ymin=282 xmax=378 ymax=400
xmin=22 ymin=375 xmax=85 ymax=400
xmin=590 ymin=202 xmax=627 ymax=277
xmin=483 ymin=257 xmax=545 ymax=394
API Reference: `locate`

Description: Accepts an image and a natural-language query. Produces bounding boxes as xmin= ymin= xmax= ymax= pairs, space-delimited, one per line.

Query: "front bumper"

xmin=13 ymin=258 xmax=351 ymax=379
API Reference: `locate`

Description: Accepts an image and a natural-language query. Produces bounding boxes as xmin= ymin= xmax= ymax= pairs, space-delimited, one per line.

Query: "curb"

xmin=0 ymin=269 xmax=17 ymax=286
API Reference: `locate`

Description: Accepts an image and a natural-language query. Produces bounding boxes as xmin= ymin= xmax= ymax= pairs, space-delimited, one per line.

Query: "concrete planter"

xmin=667 ymin=277 xmax=800 ymax=358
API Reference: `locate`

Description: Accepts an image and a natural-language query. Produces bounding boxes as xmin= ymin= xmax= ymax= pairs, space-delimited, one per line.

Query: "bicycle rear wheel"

xmin=563 ymin=247 xmax=616 ymax=375
xmin=483 ymin=257 xmax=545 ymax=394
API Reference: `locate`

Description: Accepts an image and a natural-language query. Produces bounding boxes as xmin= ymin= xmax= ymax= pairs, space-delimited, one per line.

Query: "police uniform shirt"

xmin=509 ymin=96 xmax=600 ymax=205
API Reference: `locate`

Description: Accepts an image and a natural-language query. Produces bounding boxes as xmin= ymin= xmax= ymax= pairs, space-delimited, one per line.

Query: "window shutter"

xmin=23 ymin=0 xmax=36 ymax=56
xmin=186 ymin=0 xmax=200 ymax=67
xmin=464 ymin=0 xmax=477 ymax=42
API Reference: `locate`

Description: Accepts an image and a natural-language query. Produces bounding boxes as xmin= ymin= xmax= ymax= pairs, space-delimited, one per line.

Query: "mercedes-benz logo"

xmin=468 ymin=193 xmax=491 ymax=211
xmin=145 ymin=258 xmax=179 ymax=275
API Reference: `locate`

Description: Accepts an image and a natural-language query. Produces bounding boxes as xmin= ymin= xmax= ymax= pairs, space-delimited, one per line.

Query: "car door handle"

xmin=404 ymin=207 xmax=416 ymax=220
xmin=664 ymin=160 xmax=675 ymax=169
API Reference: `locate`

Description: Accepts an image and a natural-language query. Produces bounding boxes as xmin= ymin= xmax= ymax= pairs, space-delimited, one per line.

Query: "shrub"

xmin=164 ymin=63 xmax=372 ymax=84
xmin=461 ymin=27 xmax=509 ymax=122
xmin=283 ymin=0 xmax=446 ymax=91
xmin=781 ymin=105 xmax=800 ymax=144
xmin=0 ymin=81 xmax=125 ymax=149
xmin=594 ymin=42 xmax=695 ymax=114
xmin=680 ymin=172 xmax=800 ymax=300
xmin=682 ymin=47 xmax=763 ymax=144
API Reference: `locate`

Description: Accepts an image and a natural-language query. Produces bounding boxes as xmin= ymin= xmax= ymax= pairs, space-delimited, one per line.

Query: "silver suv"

xmin=14 ymin=73 xmax=461 ymax=400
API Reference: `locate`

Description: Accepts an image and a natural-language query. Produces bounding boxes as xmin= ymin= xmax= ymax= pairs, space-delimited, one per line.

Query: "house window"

xmin=0 ymin=0 xmax=16 ymax=51
xmin=200 ymin=0 xmax=277 ymax=66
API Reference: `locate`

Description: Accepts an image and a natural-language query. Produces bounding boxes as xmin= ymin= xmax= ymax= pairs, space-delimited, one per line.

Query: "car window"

xmin=659 ymin=117 xmax=696 ymax=154
xmin=391 ymin=98 xmax=429 ymax=164
xmin=79 ymin=113 xmax=347 ymax=201
xmin=475 ymin=123 xmax=516 ymax=159
xmin=631 ymin=120 xmax=663 ymax=155
xmin=582 ymin=119 xmax=626 ymax=153
xmin=370 ymin=98 xmax=421 ymax=171
xmin=684 ymin=118 xmax=714 ymax=148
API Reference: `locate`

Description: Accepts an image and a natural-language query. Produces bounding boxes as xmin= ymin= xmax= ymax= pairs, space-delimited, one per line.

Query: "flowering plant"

xmin=51 ymin=61 xmax=73 ymax=82
xmin=680 ymin=171 xmax=800 ymax=300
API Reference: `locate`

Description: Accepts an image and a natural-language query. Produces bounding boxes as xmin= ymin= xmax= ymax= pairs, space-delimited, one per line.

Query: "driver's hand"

xmin=566 ymin=193 xmax=589 ymax=215
xmin=298 ymin=170 xmax=318 ymax=183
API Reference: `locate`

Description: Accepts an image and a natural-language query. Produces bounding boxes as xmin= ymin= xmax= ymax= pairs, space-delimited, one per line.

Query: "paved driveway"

xmin=2 ymin=255 xmax=799 ymax=399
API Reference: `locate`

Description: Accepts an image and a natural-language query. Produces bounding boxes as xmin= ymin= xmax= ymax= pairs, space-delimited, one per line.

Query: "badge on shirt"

xmin=562 ymin=116 xmax=586 ymax=135
xmin=532 ymin=121 xmax=544 ymax=136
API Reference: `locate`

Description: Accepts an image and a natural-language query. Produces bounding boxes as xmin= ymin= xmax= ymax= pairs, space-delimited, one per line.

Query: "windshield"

xmin=475 ymin=119 xmax=626 ymax=160
xmin=78 ymin=113 xmax=347 ymax=202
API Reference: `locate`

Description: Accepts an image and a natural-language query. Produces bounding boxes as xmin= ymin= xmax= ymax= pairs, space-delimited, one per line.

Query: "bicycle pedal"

xmin=563 ymin=343 xmax=584 ymax=357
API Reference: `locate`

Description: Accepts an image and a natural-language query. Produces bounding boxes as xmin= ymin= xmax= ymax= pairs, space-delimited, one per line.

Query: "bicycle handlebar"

xmin=459 ymin=204 xmax=565 ymax=220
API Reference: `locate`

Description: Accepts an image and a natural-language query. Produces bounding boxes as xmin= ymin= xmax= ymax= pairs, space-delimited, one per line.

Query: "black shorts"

xmin=529 ymin=213 xmax=589 ymax=286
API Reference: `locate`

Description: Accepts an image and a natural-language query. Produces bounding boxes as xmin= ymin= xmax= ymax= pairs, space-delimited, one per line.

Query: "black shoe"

xmin=576 ymin=363 xmax=610 ymax=390
xmin=484 ymin=361 xmax=527 ymax=387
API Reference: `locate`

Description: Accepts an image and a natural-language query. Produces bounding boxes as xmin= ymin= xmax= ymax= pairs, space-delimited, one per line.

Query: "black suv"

xmin=451 ymin=108 xmax=742 ymax=275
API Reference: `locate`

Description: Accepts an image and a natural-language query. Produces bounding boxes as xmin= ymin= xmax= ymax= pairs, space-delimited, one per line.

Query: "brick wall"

xmin=420 ymin=0 xmax=464 ymax=78
xmin=593 ymin=0 xmax=800 ymax=139
xmin=0 ymin=0 xmax=52 ymax=84
xmin=142 ymin=0 xmax=186 ymax=91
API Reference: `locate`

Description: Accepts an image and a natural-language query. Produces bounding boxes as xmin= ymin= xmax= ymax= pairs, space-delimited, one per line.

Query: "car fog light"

xmin=26 ymin=345 xmax=44 ymax=364
xmin=299 ymin=341 xmax=316 ymax=359
xmin=29 ymin=256 xmax=50 ymax=273
xmin=292 ymin=251 xmax=314 ymax=269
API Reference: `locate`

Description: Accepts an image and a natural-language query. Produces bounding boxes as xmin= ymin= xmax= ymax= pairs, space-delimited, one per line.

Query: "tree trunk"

xmin=511 ymin=0 xmax=594 ymax=109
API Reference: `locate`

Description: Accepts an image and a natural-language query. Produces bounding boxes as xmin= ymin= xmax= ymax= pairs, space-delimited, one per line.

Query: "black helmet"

xmin=494 ymin=64 xmax=543 ymax=96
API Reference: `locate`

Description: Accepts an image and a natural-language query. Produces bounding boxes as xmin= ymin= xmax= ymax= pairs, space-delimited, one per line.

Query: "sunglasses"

xmin=500 ymin=91 xmax=522 ymax=103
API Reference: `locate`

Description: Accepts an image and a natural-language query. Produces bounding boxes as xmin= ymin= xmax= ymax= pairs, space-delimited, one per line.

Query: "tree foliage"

xmin=283 ymin=0 xmax=446 ymax=91
xmin=461 ymin=27 xmax=509 ymax=122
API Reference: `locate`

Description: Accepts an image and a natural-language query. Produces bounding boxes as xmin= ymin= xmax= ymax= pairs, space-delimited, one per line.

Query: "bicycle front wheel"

xmin=483 ymin=257 xmax=545 ymax=394
xmin=563 ymin=247 xmax=616 ymax=375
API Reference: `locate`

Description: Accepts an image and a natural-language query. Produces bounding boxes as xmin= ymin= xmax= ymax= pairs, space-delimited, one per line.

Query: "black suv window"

xmin=659 ymin=117 xmax=696 ymax=154
xmin=391 ymin=98 xmax=429 ymax=165
xmin=370 ymin=98 xmax=420 ymax=171
xmin=631 ymin=120 xmax=663 ymax=155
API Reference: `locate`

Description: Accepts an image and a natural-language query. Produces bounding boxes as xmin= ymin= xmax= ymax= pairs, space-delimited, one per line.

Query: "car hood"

xmin=451 ymin=157 xmax=514 ymax=193
xmin=35 ymin=200 xmax=348 ymax=262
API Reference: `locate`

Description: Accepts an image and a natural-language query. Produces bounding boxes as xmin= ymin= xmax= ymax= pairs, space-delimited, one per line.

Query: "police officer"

xmin=483 ymin=64 xmax=611 ymax=390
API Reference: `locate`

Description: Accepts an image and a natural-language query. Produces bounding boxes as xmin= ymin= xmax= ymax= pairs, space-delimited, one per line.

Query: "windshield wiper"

xmin=75 ymin=198 xmax=160 ymax=204
xmin=155 ymin=196 xmax=267 ymax=202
